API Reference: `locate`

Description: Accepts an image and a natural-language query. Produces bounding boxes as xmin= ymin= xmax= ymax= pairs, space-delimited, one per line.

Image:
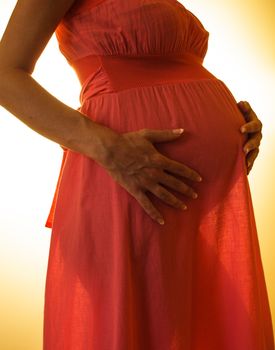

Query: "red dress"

xmin=43 ymin=1 xmax=274 ymax=349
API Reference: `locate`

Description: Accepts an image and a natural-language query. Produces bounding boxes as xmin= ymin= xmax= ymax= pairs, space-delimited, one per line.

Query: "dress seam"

xmin=80 ymin=77 xmax=222 ymax=103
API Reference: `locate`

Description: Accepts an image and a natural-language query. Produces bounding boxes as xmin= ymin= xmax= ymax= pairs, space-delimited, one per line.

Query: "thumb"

xmin=141 ymin=128 xmax=184 ymax=143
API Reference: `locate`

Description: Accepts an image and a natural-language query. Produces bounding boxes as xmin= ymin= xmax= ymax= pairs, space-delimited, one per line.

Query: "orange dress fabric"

xmin=43 ymin=1 xmax=275 ymax=349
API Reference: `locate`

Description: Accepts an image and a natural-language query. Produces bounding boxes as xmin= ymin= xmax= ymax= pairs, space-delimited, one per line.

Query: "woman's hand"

xmin=237 ymin=101 xmax=263 ymax=175
xmin=96 ymin=128 xmax=202 ymax=225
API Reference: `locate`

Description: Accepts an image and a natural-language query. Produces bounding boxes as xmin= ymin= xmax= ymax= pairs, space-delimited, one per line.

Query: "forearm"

xmin=0 ymin=68 xmax=119 ymax=162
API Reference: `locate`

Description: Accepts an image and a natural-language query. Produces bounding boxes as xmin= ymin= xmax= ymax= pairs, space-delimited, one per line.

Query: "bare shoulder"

xmin=0 ymin=0 xmax=77 ymax=74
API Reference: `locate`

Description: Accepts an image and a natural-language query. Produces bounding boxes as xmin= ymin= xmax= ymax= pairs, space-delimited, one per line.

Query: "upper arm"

xmin=0 ymin=0 xmax=76 ymax=74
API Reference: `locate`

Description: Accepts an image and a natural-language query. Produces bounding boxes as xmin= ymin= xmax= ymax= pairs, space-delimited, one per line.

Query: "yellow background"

xmin=0 ymin=0 xmax=274 ymax=348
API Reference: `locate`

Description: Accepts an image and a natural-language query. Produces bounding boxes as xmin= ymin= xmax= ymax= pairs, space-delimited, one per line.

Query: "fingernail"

xmin=158 ymin=218 xmax=165 ymax=225
xmin=197 ymin=176 xmax=203 ymax=182
xmin=180 ymin=203 xmax=188 ymax=210
xmin=241 ymin=127 xmax=246 ymax=133
xmin=244 ymin=147 xmax=249 ymax=154
xmin=173 ymin=128 xmax=184 ymax=134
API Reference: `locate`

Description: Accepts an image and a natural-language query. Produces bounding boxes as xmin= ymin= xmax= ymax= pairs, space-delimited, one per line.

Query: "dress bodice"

xmin=55 ymin=0 xmax=209 ymax=65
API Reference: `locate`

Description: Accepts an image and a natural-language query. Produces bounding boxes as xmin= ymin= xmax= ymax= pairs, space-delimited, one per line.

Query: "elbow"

xmin=0 ymin=68 xmax=11 ymax=106
xmin=0 ymin=56 xmax=35 ymax=77
xmin=0 ymin=65 xmax=32 ymax=107
xmin=0 ymin=67 xmax=10 ymax=94
xmin=0 ymin=65 xmax=33 ymax=77
xmin=0 ymin=67 xmax=14 ymax=95
xmin=0 ymin=53 xmax=35 ymax=78
xmin=0 ymin=64 xmax=33 ymax=87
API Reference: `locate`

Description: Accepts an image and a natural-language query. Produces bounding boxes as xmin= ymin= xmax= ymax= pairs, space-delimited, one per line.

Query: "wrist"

xmin=72 ymin=113 xmax=121 ymax=165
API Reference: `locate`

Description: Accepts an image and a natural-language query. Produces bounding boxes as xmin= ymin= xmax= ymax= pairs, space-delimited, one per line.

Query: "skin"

xmin=0 ymin=0 xmax=262 ymax=225
xmin=237 ymin=101 xmax=263 ymax=175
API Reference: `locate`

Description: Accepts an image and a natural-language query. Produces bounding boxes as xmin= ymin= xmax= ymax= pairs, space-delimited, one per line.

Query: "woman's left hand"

xmin=237 ymin=101 xmax=263 ymax=175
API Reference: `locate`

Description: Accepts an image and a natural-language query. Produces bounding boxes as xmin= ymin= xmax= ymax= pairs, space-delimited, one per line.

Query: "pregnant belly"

xmin=81 ymin=78 xmax=247 ymax=176
xmin=77 ymin=78 xmax=248 ymax=215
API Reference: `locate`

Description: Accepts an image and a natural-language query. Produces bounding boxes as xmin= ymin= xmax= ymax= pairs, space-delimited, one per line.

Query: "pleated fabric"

xmin=43 ymin=1 xmax=275 ymax=349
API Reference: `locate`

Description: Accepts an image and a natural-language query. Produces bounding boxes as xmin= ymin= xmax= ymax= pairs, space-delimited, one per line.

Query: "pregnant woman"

xmin=0 ymin=0 xmax=273 ymax=349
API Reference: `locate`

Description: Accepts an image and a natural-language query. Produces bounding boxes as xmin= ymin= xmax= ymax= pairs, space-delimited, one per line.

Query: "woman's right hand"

xmin=95 ymin=127 xmax=203 ymax=225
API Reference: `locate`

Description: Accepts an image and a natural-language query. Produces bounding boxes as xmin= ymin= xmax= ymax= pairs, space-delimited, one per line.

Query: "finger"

xmin=246 ymin=148 xmax=260 ymax=168
xmin=135 ymin=190 xmax=165 ymax=225
xmin=240 ymin=120 xmax=263 ymax=133
xmin=141 ymin=128 xmax=185 ymax=143
xmin=156 ymin=154 xmax=203 ymax=182
xmin=149 ymin=183 xmax=187 ymax=210
xmin=243 ymin=137 xmax=261 ymax=154
xmin=238 ymin=101 xmax=262 ymax=129
xmin=237 ymin=101 xmax=252 ymax=121
xmin=244 ymin=103 xmax=261 ymax=123
xmin=237 ymin=101 xmax=252 ymax=115
xmin=247 ymin=160 xmax=253 ymax=176
xmin=157 ymin=171 xmax=198 ymax=199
